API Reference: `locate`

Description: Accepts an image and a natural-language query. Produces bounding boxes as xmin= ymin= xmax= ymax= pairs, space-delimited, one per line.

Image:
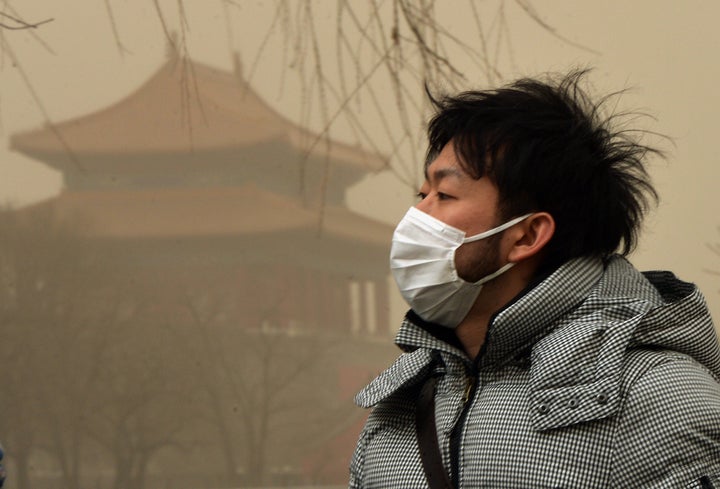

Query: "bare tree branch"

xmin=0 ymin=35 xmax=81 ymax=169
xmin=0 ymin=11 xmax=53 ymax=30
xmin=514 ymin=0 xmax=600 ymax=55
xmin=151 ymin=0 xmax=174 ymax=49
xmin=103 ymin=0 xmax=130 ymax=58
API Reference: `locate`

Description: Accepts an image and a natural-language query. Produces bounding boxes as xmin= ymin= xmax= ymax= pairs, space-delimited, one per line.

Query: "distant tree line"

xmin=0 ymin=207 xmax=372 ymax=489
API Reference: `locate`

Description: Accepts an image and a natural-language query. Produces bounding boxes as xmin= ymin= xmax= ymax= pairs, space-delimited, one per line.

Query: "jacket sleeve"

xmin=349 ymin=427 xmax=367 ymax=489
xmin=611 ymin=352 xmax=720 ymax=487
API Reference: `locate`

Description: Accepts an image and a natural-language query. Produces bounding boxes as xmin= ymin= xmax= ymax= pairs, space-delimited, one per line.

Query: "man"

xmin=349 ymin=71 xmax=720 ymax=488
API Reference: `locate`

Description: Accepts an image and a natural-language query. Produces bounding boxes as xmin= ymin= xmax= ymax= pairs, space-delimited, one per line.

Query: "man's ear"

xmin=506 ymin=212 xmax=555 ymax=263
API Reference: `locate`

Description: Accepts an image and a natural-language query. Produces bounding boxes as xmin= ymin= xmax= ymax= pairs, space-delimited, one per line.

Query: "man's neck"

xmin=455 ymin=317 xmax=491 ymax=360
xmin=455 ymin=295 xmax=503 ymax=359
xmin=455 ymin=266 xmax=537 ymax=359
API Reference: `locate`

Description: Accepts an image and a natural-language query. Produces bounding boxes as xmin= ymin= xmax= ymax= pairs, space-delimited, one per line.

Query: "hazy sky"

xmin=2 ymin=0 xmax=719 ymax=323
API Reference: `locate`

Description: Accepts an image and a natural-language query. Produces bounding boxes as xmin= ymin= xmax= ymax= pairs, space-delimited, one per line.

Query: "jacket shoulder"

xmin=350 ymin=377 xmax=427 ymax=489
xmin=612 ymin=348 xmax=720 ymax=486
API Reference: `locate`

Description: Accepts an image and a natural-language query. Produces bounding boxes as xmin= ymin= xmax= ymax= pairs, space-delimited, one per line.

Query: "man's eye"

xmin=416 ymin=191 xmax=427 ymax=200
xmin=437 ymin=192 xmax=451 ymax=200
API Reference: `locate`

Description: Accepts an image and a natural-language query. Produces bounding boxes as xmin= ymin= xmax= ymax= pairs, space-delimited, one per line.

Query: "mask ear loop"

xmin=473 ymin=262 xmax=516 ymax=286
xmin=462 ymin=213 xmax=533 ymax=244
xmin=464 ymin=213 xmax=532 ymax=286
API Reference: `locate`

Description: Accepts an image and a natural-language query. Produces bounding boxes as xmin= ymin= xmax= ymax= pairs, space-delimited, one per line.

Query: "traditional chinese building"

xmin=10 ymin=47 xmax=398 ymax=486
xmin=11 ymin=48 xmax=394 ymax=338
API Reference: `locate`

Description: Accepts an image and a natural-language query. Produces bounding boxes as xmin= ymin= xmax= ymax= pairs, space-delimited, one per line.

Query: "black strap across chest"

xmin=415 ymin=375 xmax=454 ymax=489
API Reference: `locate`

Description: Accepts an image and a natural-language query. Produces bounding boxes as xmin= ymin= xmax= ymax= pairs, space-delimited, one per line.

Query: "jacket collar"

xmin=355 ymin=257 xmax=606 ymax=410
xmin=391 ymin=257 xmax=606 ymax=364
xmin=480 ymin=256 xmax=605 ymax=368
xmin=357 ymin=256 xmax=718 ymax=432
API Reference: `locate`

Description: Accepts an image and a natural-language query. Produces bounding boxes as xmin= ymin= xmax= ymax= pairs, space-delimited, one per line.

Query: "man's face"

xmin=416 ymin=141 xmax=504 ymax=282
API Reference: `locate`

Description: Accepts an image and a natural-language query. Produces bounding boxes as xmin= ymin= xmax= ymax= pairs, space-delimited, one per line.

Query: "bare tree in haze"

xmin=4 ymin=1 xmax=593 ymax=194
xmin=181 ymin=288 xmax=351 ymax=486
xmin=88 ymin=314 xmax=197 ymax=489
xmin=0 ymin=208 xmax=106 ymax=489
xmin=0 ymin=210 xmax=197 ymax=489
xmin=217 ymin=0 xmax=594 ymax=193
xmin=0 ymin=218 xmax=38 ymax=489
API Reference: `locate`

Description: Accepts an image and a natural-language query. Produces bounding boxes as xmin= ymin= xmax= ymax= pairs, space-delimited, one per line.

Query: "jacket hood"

xmin=632 ymin=268 xmax=720 ymax=376
xmin=528 ymin=256 xmax=720 ymax=430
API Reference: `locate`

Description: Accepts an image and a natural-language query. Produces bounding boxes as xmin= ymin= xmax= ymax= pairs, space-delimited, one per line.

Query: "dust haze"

xmin=1 ymin=1 xmax=719 ymax=488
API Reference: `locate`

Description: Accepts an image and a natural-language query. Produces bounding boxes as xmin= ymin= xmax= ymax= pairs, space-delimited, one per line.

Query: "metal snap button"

xmin=537 ymin=403 xmax=550 ymax=415
xmin=596 ymin=393 xmax=609 ymax=405
xmin=567 ymin=398 xmax=580 ymax=409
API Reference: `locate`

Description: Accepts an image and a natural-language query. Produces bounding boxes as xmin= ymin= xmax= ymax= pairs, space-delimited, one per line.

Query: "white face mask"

xmin=390 ymin=207 xmax=532 ymax=328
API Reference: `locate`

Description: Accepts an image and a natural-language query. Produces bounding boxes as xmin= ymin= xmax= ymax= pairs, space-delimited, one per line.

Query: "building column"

xmin=374 ymin=278 xmax=390 ymax=336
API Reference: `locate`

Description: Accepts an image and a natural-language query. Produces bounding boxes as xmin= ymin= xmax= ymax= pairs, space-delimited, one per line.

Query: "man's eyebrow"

xmin=424 ymin=166 xmax=466 ymax=182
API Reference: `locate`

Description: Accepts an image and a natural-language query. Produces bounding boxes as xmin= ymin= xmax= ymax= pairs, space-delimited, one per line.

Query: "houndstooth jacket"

xmin=350 ymin=256 xmax=720 ymax=488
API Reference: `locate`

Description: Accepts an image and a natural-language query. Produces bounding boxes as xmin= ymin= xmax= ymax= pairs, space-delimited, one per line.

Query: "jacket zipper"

xmin=449 ymin=364 xmax=479 ymax=487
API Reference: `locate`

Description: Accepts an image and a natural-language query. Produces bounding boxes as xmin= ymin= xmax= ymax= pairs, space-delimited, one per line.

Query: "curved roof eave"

xmin=10 ymin=55 xmax=388 ymax=173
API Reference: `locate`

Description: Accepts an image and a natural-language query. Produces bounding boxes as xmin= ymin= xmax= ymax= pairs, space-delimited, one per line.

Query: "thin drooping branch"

xmin=0 ymin=11 xmax=53 ymax=30
xmin=0 ymin=35 xmax=81 ymax=169
xmin=84 ymin=0 xmax=599 ymax=231
xmin=0 ymin=4 xmax=55 ymax=54
xmin=397 ymin=0 xmax=466 ymax=82
xmin=514 ymin=0 xmax=600 ymax=55
xmin=151 ymin=0 xmax=175 ymax=49
xmin=705 ymin=229 xmax=720 ymax=288
xmin=103 ymin=0 xmax=130 ymax=58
